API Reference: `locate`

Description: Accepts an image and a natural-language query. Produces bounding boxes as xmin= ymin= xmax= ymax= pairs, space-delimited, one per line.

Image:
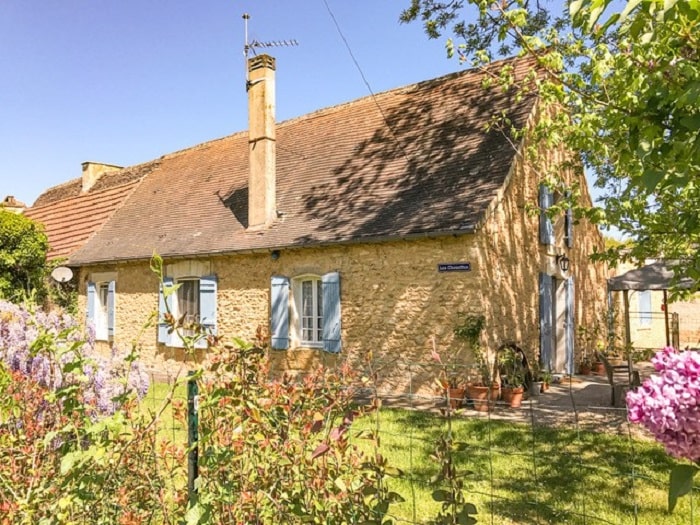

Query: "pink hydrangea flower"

xmin=627 ymin=347 xmax=700 ymax=462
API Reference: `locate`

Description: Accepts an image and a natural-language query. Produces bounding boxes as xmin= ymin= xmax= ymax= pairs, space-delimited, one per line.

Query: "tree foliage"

xmin=401 ymin=0 xmax=700 ymax=293
xmin=0 ymin=210 xmax=48 ymax=303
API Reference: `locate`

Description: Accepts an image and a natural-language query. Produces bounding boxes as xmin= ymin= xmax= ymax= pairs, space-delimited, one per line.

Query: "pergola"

xmin=607 ymin=261 xmax=694 ymax=349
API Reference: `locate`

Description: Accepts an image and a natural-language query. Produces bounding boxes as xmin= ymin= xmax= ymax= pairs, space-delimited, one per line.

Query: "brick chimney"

xmin=81 ymin=161 xmax=122 ymax=193
xmin=247 ymin=54 xmax=276 ymax=230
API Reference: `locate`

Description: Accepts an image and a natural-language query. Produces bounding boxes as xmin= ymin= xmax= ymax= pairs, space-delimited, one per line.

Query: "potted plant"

xmin=540 ymin=368 xmax=553 ymax=392
xmin=454 ymin=314 xmax=498 ymax=412
xmin=579 ymin=354 xmax=593 ymax=375
xmin=430 ymin=339 xmax=467 ymax=410
xmin=466 ymin=347 xmax=498 ymax=412
xmin=529 ymin=360 xmax=544 ymax=398
xmin=499 ymin=345 xmax=526 ymax=408
xmin=444 ymin=371 xmax=466 ymax=410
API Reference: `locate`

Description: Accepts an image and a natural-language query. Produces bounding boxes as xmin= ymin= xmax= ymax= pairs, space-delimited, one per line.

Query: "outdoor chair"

xmin=599 ymin=353 xmax=641 ymax=407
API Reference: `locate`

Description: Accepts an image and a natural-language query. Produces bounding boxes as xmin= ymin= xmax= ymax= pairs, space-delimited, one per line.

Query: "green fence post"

xmin=187 ymin=371 xmax=199 ymax=504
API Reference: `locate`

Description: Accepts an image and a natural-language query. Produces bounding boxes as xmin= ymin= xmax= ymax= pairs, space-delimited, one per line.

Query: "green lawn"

xmin=140 ymin=380 xmax=188 ymax=444
xmin=352 ymin=408 xmax=696 ymax=524
xmin=137 ymin=383 xmax=696 ymax=524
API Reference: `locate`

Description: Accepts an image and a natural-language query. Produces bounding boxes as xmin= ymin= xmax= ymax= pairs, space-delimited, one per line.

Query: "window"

xmin=539 ymin=184 xmax=554 ymax=245
xmin=95 ymin=282 xmax=109 ymax=340
xmin=177 ymin=279 xmax=201 ymax=333
xmin=158 ymin=275 xmax=217 ymax=348
xmin=87 ymin=279 xmax=115 ymax=342
xmin=270 ymin=272 xmax=341 ymax=353
xmin=539 ymin=185 xmax=574 ymax=248
xmin=297 ymin=277 xmax=323 ymax=346
xmin=638 ymin=290 xmax=652 ymax=327
xmin=564 ymin=190 xmax=573 ymax=248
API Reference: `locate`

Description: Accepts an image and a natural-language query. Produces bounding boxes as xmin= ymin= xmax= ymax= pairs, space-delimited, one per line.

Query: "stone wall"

xmin=77 ymin=137 xmax=608 ymax=394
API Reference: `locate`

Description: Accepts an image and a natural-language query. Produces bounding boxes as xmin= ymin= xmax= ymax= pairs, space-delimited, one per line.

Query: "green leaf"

xmin=641 ymin=169 xmax=665 ymax=192
xmin=334 ymin=477 xmax=347 ymax=492
xmin=432 ymin=489 xmax=452 ymax=502
xmin=387 ymin=491 xmax=406 ymax=503
xmin=669 ymin=464 xmax=699 ymax=512
xmin=185 ymin=502 xmax=205 ymax=525
xmin=569 ymin=0 xmax=585 ymax=19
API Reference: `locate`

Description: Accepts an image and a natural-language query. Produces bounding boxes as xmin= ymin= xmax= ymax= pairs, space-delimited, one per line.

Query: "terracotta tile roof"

xmin=24 ymin=163 xmax=154 ymax=260
xmin=68 ymin=56 xmax=538 ymax=265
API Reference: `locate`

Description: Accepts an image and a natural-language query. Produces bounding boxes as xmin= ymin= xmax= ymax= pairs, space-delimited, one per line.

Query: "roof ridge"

xmin=130 ymin=55 xmax=535 ymax=165
xmin=27 ymin=179 xmax=140 ymax=213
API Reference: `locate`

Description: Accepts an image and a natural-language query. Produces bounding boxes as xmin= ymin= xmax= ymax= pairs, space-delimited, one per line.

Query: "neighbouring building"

xmin=25 ymin=55 xmax=608 ymax=393
xmin=609 ymin=261 xmax=700 ymax=353
xmin=1 ymin=195 xmax=26 ymax=214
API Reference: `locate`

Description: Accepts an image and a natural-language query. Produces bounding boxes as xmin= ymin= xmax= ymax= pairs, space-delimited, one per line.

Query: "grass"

xmin=352 ymin=408 xmax=696 ymax=525
xmin=137 ymin=382 xmax=697 ymax=524
xmin=139 ymin=379 xmax=188 ymax=444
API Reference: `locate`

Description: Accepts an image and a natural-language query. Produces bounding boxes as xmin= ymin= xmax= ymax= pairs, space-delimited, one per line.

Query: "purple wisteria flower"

xmin=0 ymin=300 xmax=150 ymax=415
xmin=627 ymin=347 xmax=700 ymax=462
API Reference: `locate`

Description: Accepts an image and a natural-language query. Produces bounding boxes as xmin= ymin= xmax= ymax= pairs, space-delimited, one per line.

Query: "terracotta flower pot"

xmin=447 ymin=387 xmax=465 ymax=409
xmin=502 ymin=386 xmax=524 ymax=408
xmin=489 ymin=382 xmax=500 ymax=403
xmin=467 ymin=384 xmax=490 ymax=412
xmin=592 ymin=361 xmax=606 ymax=376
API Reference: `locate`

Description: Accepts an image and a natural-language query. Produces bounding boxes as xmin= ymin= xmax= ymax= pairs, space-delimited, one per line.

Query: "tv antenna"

xmin=242 ymin=13 xmax=298 ymax=85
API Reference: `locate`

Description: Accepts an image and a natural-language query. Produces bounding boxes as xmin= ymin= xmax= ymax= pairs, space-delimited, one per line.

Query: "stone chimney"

xmin=1 ymin=195 xmax=26 ymax=214
xmin=247 ymin=54 xmax=276 ymax=230
xmin=81 ymin=161 xmax=122 ymax=193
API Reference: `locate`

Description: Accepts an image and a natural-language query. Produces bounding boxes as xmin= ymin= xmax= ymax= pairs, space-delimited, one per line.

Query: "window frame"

xmin=158 ymin=268 xmax=217 ymax=349
xmin=270 ymin=272 xmax=341 ymax=353
xmin=292 ymin=275 xmax=324 ymax=348
xmin=94 ymin=282 xmax=110 ymax=341
xmin=87 ymin=273 xmax=116 ymax=343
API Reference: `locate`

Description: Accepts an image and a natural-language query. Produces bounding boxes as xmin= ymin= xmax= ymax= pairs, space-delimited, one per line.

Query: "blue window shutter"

xmin=107 ymin=280 xmax=116 ymax=340
xmin=539 ymin=273 xmax=553 ymax=370
xmin=565 ymin=277 xmax=575 ymax=375
xmin=87 ymin=281 xmax=96 ymax=325
xmin=322 ymin=272 xmax=342 ymax=353
xmin=196 ymin=275 xmax=217 ymax=349
xmin=565 ymin=207 xmax=573 ymax=247
xmin=539 ymin=184 xmax=554 ymax=245
xmin=158 ymin=277 xmax=174 ymax=344
xmin=270 ymin=275 xmax=289 ymax=350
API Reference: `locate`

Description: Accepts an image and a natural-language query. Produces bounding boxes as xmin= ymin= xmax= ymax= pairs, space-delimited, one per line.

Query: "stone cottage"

xmin=26 ymin=54 xmax=608 ymax=391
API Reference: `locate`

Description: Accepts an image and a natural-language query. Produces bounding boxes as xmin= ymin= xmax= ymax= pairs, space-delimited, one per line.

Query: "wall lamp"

xmin=271 ymin=250 xmax=280 ymax=261
xmin=556 ymin=254 xmax=570 ymax=273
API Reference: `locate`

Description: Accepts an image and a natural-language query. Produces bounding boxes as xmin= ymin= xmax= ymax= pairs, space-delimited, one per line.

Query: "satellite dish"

xmin=51 ymin=266 xmax=74 ymax=283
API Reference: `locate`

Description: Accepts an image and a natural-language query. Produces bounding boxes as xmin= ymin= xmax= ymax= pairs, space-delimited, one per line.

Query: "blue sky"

xmin=1 ymin=1 xmax=466 ymax=206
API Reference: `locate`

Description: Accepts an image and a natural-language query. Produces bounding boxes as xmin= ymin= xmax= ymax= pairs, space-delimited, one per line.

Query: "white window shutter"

xmin=270 ymin=275 xmax=290 ymax=350
xmin=158 ymin=277 xmax=174 ymax=344
xmin=321 ymin=272 xmax=342 ymax=353
xmin=107 ymin=280 xmax=116 ymax=340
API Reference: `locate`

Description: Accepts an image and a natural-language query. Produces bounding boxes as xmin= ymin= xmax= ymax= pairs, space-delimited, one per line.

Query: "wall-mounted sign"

xmin=438 ymin=263 xmax=471 ymax=272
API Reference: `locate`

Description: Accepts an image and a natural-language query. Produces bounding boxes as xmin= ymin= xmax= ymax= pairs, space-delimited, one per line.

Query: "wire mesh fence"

xmin=141 ymin=357 xmax=698 ymax=525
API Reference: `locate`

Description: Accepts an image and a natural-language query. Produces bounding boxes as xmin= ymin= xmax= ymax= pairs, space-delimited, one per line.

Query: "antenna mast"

xmin=242 ymin=13 xmax=298 ymax=86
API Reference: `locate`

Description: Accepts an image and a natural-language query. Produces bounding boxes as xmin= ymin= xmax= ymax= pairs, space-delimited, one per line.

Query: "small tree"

xmin=0 ymin=210 xmax=49 ymax=303
xmin=401 ymin=0 xmax=700 ymax=294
